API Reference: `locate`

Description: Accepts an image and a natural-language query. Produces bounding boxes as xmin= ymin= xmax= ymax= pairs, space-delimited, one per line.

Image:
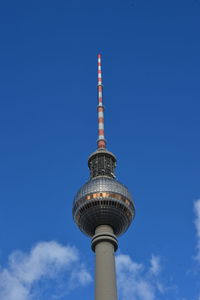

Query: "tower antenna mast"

xmin=97 ymin=54 xmax=106 ymax=149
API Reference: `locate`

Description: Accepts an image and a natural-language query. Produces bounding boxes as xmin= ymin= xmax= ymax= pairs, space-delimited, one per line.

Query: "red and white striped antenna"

xmin=97 ymin=54 xmax=106 ymax=149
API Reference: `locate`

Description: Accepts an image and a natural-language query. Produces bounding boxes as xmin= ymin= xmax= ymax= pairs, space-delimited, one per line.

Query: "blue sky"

xmin=0 ymin=0 xmax=200 ymax=299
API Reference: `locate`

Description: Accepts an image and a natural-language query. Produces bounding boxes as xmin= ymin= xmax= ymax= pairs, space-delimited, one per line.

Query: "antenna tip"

xmin=98 ymin=53 xmax=101 ymax=59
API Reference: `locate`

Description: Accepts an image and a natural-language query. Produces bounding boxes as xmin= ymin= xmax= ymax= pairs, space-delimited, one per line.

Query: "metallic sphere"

xmin=73 ymin=176 xmax=135 ymax=237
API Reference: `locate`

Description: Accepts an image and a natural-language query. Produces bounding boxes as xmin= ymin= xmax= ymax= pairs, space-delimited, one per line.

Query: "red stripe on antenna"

xmin=97 ymin=54 xmax=106 ymax=149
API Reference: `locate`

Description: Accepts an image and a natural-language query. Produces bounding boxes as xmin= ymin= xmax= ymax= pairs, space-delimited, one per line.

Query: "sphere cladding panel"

xmin=74 ymin=177 xmax=132 ymax=205
xmin=73 ymin=177 xmax=135 ymax=237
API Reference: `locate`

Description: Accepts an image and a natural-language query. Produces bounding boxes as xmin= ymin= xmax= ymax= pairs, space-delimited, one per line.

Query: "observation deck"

xmin=73 ymin=150 xmax=135 ymax=237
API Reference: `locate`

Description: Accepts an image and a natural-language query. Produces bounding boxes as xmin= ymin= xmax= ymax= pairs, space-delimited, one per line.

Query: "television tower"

xmin=73 ymin=54 xmax=135 ymax=300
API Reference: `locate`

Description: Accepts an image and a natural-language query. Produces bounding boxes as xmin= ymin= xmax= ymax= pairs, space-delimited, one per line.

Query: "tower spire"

xmin=97 ymin=54 xmax=106 ymax=149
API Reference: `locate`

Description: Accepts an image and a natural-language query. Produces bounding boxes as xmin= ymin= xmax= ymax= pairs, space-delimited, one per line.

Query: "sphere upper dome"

xmin=73 ymin=176 xmax=135 ymax=237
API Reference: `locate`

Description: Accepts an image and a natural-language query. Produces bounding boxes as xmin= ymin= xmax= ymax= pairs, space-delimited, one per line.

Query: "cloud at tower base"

xmin=0 ymin=241 xmax=92 ymax=300
xmin=194 ymin=199 xmax=200 ymax=262
xmin=116 ymin=253 xmax=164 ymax=300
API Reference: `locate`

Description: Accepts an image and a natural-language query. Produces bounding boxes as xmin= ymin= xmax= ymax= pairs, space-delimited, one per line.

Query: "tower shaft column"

xmin=92 ymin=225 xmax=118 ymax=300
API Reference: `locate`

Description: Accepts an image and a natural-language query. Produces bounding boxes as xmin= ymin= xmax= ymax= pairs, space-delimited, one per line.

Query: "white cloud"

xmin=194 ymin=199 xmax=200 ymax=262
xmin=116 ymin=253 xmax=164 ymax=300
xmin=0 ymin=241 xmax=92 ymax=300
xmin=150 ymin=255 xmax=161 ymax=276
